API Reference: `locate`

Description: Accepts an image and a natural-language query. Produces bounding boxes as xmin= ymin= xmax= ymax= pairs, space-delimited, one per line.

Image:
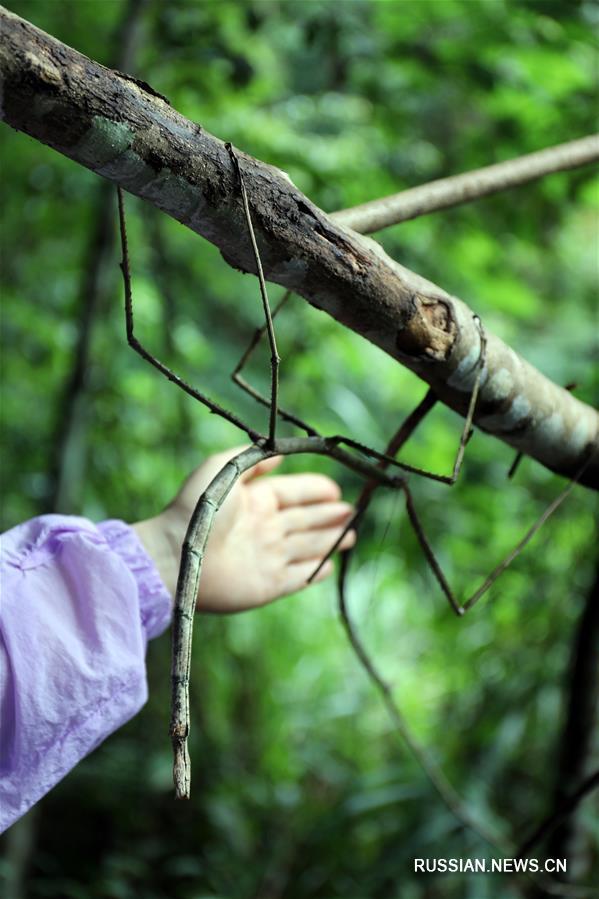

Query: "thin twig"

xmin=332 ymin=135 xmax=599 ymax=233
xmin=226 ymin=143 xmax=280 ymax=448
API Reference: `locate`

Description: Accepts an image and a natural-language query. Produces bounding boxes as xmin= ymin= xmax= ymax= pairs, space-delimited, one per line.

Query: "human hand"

xmin=133 ymin=447 xmax=356 ymax=613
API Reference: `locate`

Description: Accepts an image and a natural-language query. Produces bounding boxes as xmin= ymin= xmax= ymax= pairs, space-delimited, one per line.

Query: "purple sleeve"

xmin=0 ymin=515 xmax=172 ymax=832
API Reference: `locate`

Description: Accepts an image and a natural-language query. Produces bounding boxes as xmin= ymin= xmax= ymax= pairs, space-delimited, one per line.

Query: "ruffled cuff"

xmin=98 ymin=520 xmax=172 ymax=640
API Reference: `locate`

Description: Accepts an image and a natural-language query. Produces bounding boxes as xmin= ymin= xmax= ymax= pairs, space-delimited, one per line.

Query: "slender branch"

xmin=332 ymin=135 xmax=599 ymax=233
xmin=543 ymin=552 xmax=599 ymax=866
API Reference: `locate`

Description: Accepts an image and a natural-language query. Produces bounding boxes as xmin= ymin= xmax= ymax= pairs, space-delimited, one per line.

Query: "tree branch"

xmin=518 ymin=769 xmax=599 ymax=860
xmin=331 ymin=135 xmax=599 ymax=233
xmin=539 ymin=553 xmax=599 ymax=872
xmin=1 ymin=7 xmax=597 ymax=488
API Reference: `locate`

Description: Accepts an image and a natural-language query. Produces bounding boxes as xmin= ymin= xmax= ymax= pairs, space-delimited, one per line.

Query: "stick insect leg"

xmin=230 ymin=282 xmax=485 ymax=490
xmin=460 ymin=472 xmax=584 ymax=612
xmin=336 ymin=520 xmax=504 ymax=851
xmin=232 ymin=290 xmax=292 ymax=379
xmin=333 ymin=393 xmax=509 ymax=847
xmin=232 ymin=290 xmax=320 ymax=436
xmin=327 ymin=316 xmax=487 ymax=485
xmin=116 ymin=188 xmax=262 ymax=442
xmin=308 ymin=389 xmax=438 ymax=582
xmin=225 ymin=144 xmax=280 ymax=448
xmin=231 ymin=290 xmax=319 ymax=436
xmin=402 ymin=460 xmax=589 ymax=616
xmin=402 ymin=481 xmax=463 ymax=615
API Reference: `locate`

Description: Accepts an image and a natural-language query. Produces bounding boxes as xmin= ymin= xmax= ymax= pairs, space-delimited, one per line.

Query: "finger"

xmin=269 ymin=473 xmax=342 ymax=509
xmin=285 ymin=526 xmax=356 ymax=563
xmin=281 ymin=558 xmax=335 ymax=595
xmin=186 ymin=445 xmax=279 ymax=490
xmin=241 ymin=454 xmax=283 ymax=483
xmin=186 ymin=444 xmax=250 ymax=487
xmin=280 ymin=501 xmax=354 ymax=535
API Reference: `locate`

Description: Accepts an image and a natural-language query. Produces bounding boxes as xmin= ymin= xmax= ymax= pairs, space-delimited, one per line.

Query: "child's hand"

xmin=133 ymin=447 xmax=356 ymax=612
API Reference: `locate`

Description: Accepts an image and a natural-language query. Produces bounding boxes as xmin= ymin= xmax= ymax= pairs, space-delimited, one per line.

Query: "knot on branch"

xmin=396 ymin=293 xmax=456 ymax=360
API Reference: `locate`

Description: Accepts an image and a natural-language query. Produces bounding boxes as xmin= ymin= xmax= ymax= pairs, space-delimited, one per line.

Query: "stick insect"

xmin=115 ymin=145 xmax=590 ymax=879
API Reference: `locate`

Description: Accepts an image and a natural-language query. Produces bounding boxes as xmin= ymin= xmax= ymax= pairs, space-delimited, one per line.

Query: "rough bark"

xmin=1 ymin=7 xmax=597 ymax=488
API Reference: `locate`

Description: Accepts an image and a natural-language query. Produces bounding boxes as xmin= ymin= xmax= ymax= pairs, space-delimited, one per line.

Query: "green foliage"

xmin=1 ymin=1 xmax=597 ymax=897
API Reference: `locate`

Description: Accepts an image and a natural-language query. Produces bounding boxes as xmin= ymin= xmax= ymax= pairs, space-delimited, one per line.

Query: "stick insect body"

xmin=115 ymin=148 xmax=591 ymax=894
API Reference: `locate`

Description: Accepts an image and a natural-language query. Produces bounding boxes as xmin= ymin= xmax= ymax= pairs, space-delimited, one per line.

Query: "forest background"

xmin=0 ymin=1 xmax=598 ymax=898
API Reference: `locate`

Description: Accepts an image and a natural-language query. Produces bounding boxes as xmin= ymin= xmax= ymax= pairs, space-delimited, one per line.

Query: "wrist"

xmin=132 ymin=511 xmax=184 ymax=599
